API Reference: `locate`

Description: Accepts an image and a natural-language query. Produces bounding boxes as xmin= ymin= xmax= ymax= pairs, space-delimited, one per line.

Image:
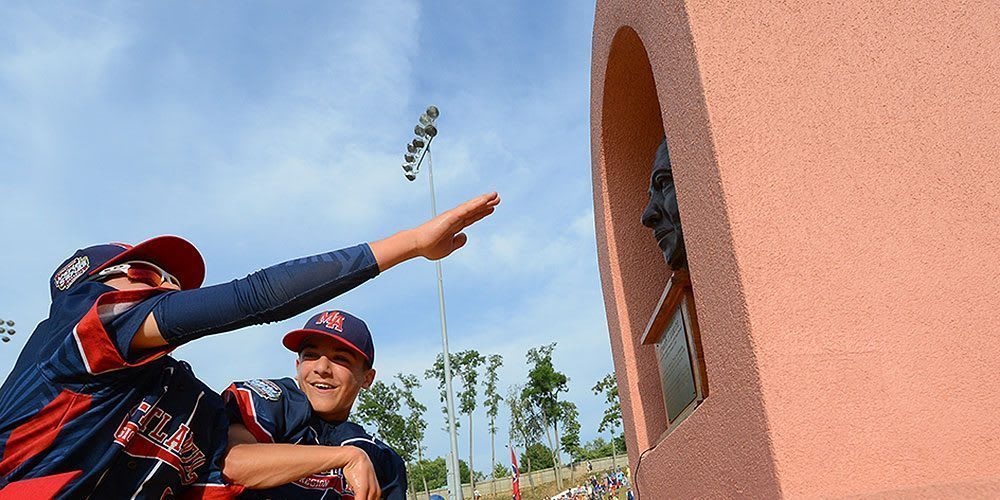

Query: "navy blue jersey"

xmin=0 ymin=282 xmax=240 ymax=499
xmin=223 ymin=378 xmax=407 ymax=499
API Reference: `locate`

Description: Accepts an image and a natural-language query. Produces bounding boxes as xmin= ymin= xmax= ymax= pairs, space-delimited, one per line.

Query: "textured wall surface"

xmin=591 ymin=1 xmax=780 ymax=497
xmin=591 ymin=0 xmax=1000 ymax=498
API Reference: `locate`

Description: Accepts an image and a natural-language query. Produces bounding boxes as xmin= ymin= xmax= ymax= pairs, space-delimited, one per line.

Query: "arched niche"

xmin=597 ymin=25 xmax=673 ymax=445
xmin=591 ymin=12 xmax=780 ymax=496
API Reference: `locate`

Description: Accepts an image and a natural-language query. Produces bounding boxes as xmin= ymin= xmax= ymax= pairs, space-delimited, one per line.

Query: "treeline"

xmin=354 ymin=342 xmax=624 ymax=497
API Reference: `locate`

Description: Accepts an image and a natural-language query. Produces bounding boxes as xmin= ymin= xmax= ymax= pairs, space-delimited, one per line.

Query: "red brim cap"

xmin=93 ymin=235 xmax=205 ymax=290
xmin=282 ymin=329 xmax=371 ymax=362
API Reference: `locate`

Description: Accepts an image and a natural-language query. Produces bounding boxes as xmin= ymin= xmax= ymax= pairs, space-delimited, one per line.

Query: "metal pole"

xmin=426 ymin=147 xmax=465 ymax=500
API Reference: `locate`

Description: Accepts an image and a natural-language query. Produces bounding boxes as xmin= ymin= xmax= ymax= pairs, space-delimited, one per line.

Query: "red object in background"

xmin=0 ymin=471 xmax=81 ymax=499
xmin=510 ymin=445 xmax=521 ymax=500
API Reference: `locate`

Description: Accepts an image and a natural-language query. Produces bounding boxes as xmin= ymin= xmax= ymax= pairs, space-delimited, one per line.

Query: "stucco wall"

xmin=591 ymin=0 xmax=1000 ymax=498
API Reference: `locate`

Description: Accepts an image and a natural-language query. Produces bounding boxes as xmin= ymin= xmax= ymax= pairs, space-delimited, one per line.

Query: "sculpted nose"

xmin=641 ymin=199 xmax=660 ymax=228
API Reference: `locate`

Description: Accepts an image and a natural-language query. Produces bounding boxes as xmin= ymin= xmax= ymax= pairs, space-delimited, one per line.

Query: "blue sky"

xmin=0 ymin=0 xmax=608 ymax=474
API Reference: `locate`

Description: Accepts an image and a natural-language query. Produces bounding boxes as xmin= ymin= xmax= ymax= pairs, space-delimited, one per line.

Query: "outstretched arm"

xmin=369 ymin=191 xmax=500 ymax=270
xmin=130 ymin=192 xmax=500 ymax=352
xmin=222 ymin=423 xmax=380 ymax=499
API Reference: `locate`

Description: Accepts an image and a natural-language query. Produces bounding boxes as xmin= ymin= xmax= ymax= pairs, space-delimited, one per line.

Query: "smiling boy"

xmin=222 ymin=310 xmax=405 ymax=499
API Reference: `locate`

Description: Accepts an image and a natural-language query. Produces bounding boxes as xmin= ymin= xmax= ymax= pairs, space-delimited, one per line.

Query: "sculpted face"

xmin=641 ymin=137 xmax=687 ymax=269
xmin=295 ymin=335 xmax=375 ymax=421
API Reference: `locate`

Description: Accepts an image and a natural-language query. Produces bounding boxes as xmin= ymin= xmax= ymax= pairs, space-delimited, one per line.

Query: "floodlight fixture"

xmin=407 ymin=142 xmax=418 ymax=154
xmin=0 ymin=328 xmax=4 ymax=334
xmin=405 ymin=153 xmax=417 ymax=163
xmin=5 ymin=320 xmax=11 ymax=327
xmin=1 ymin=337 xmax=8 ymax=343
xmin=426 ymin=105 xmax=439 ymax=120
xmin=419 ymin=113 xmax=435 ymax=126
xmin=6 ymin=329 xmax=13 ymax=335
xmin=414 ymin=125 xmax=427 ymax=138
xmin=423 ymin=124 xmax=438 ymax=138
xmin=412 ymin=138 xmax=426 ymax=149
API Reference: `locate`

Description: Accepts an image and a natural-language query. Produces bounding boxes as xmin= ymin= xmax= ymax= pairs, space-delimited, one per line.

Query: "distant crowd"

xmin=552 ymin=467 xmax=632 ymax=500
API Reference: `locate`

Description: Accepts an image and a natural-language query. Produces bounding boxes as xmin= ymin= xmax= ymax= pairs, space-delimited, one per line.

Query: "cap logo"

xmin=54 ymin=256 xmax=90 ymax=291
xmin=316 ymin=311 xmax=345 ymax=332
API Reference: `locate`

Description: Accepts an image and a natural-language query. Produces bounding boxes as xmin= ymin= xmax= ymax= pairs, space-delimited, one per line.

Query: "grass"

xmin=481 ymin=472 xmax=630 ymax=500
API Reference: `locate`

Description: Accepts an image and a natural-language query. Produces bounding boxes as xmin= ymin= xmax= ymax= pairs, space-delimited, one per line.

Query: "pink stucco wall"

xmin=591 ymin=1 xmax=1000 ymax=498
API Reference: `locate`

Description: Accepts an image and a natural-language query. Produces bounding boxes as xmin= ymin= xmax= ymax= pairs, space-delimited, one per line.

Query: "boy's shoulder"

xmin=236 ymin=377 xmax=301 ymax=402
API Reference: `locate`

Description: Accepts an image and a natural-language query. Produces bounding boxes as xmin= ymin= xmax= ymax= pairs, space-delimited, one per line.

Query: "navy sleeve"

xmin=345 ymin=440 xmax=408 ymax=500
xmin=222 ymin=379 xmax=309 ymax=444
xmin=45 ymin=285 xmax=177 ymax=379
xmin=180 ymin=399 xmax=245 ymax=499
xmin=154 ymin=244 xmax=379 ymax=347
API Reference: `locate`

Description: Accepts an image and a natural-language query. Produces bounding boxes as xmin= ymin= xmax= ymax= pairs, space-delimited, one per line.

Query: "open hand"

xmin=369 ymin=192 xmax=500 ymax=271
xmin=413 ymin=192 xmax=500 ymax=260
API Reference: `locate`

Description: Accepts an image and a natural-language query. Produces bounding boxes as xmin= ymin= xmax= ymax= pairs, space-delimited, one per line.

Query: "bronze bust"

xmin=641 ymin=136 xmax=687 ymax=269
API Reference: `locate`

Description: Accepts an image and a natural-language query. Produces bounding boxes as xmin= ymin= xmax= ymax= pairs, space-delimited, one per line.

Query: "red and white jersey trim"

xmin=71 ymin=289 xmax=173 ymax=375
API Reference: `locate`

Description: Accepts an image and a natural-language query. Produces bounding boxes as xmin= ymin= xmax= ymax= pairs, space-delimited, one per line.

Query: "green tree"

xmin=407 ymin=457 xmax=475 ymax=490
xmin=355 ymin=381 xmax=408 ymax=456
xmin=492 ymin=461 xmax=511 ymax=479
xmin=355 ymin=380 xmax=418 ymax=498
xmin=520 ymin=442 xmax=554 ymax=470
xmin=523 ymin=343 xmax=570 ymax=489
xmin=483 ymin=354 xmax=504 ymax=486
xmin=425 ymin=353 xmax=460 ymax=431
xmin=558 ymin=401 xmax=581 ymax=460
xmin=454 ymin=350 xmax=486 ymax=491
xmin=397 ymin=373 xmax=431 ymax=498
xmin=410 ymin=457 xmax=448 ymax=490
xmin=575 ymin=437 xmax=616 ymax=460
xmin=592 ymin=373 xmax=624 ymax=467
xmin=507 ymin=384 xmax=543 ymax=490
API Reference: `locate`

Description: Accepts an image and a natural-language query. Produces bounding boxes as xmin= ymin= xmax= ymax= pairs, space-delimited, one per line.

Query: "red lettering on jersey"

xmin=165 ymin=424 xmax=189 ymax=452
xmin=149 ymin=410 xmax=172 ymax=441
xmin=114 ymin=421 xmax=138 ymax=445
xmin=112 ymin=401 xmax=206 ymax=485
xmin=316 ymin=311 xmax=345 ymax=332
xmin=136 ymin=401 xmax=154 ymax=431
xmin=293 ymin=469 xmax=353 ymax=497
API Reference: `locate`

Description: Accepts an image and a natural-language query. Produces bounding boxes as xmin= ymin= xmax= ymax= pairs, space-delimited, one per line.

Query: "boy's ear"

xmin=362 ymin=368 xmax=376 ymax=389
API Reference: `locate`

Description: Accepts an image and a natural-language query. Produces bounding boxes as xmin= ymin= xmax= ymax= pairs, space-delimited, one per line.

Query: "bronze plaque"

xmin=654 ymin=305 xmax=697 ymax=422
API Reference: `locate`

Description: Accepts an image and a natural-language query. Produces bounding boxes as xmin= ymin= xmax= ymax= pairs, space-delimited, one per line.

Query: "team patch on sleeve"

xmin=54 ymin=256 xmax=90 ymax=291
xmin=245 ymin=379 xmax=282 ymax=401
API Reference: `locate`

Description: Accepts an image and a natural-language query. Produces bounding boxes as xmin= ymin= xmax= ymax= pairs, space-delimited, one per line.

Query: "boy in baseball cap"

xmin=0 ymin=192 xmax=499 ymax=499
xmin=223 ymin=310 xmax=405 ymax=499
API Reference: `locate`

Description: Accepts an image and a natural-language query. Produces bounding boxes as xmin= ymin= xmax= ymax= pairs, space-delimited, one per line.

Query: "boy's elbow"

xmin=222 ymin=445 xmax=269 ymax=489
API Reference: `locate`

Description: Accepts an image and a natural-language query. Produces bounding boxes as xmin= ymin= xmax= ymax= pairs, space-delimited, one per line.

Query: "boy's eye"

xmin=302 ymin=352 xmax=320 ymax=360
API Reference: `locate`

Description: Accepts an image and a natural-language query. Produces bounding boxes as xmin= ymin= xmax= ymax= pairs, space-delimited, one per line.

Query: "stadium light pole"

xmin=401 ymin=105 xmax=464 ymax=500
xmin=0 ymin=317 xmax=15 ymax=343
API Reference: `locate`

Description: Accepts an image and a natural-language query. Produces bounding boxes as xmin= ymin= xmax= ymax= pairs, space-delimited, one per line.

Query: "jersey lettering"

xmin=113 ymin=401 xmax=206 ymax=484
xmin=293 ymin=468 xmax=354 ymax=498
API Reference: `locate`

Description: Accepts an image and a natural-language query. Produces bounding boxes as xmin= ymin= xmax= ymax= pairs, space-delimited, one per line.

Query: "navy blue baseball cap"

xmin=50 ymin=235 xmax=205 ymax=300
xmin=282 ymin=310 xmax=375 ymax=366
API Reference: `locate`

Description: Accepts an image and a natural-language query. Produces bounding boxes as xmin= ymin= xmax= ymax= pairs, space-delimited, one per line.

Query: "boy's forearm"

xmin=222 ymin=443 xmax=356 ymax=489
xmin=369 ymin=229 xmax=420 ymax=272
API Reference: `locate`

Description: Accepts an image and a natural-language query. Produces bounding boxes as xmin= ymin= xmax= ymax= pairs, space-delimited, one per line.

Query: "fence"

xmin=410 ymin=455 xmax=623 ymax=499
